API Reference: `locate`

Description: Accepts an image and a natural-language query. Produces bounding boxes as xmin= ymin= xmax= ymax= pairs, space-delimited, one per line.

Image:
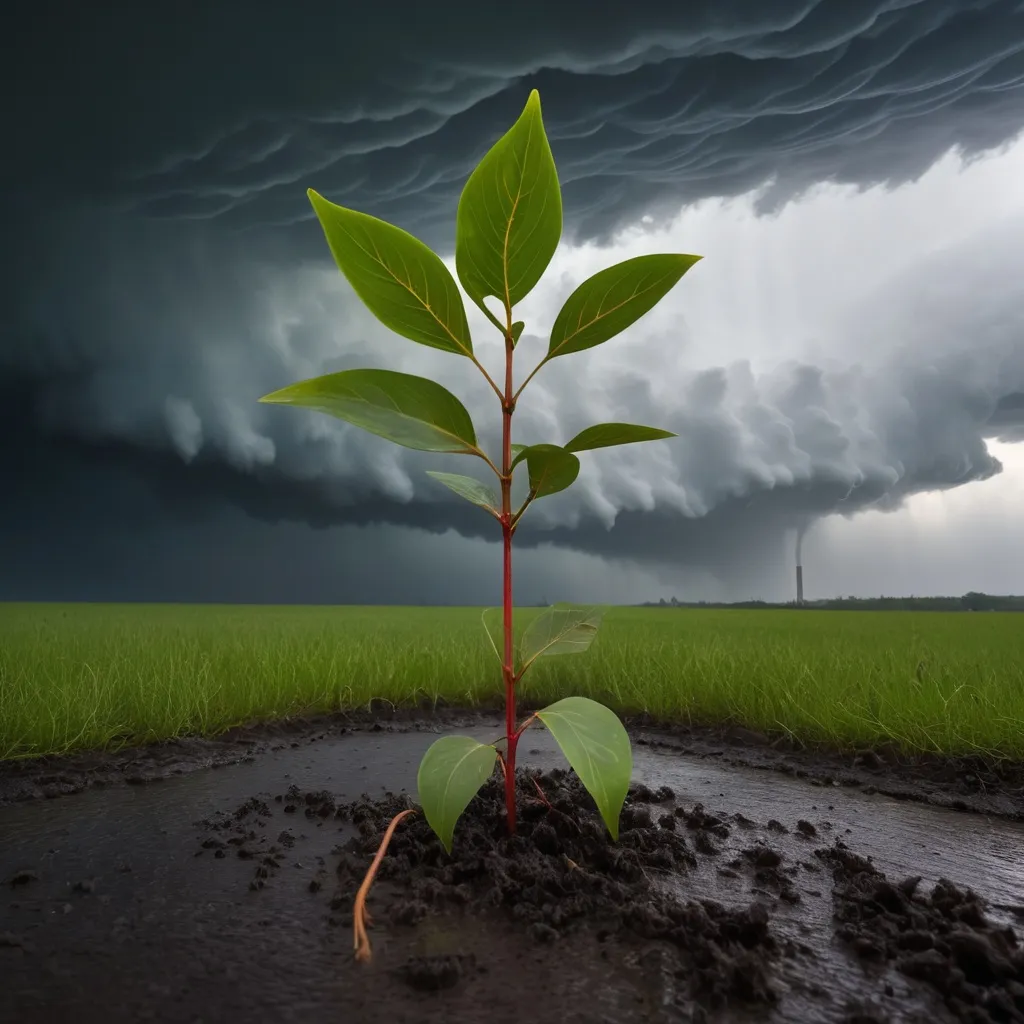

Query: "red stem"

xmin=501 ymin=321 xmax=517 ymax=836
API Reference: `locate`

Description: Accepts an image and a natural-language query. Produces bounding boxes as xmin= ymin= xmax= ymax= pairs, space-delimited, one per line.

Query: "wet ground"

xmin=1 ymin=711 xmax=1022 ymax=1023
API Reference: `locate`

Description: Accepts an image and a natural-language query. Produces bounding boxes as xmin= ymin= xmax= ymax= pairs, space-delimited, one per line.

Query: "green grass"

xmin=1 ymin=602 xmax=1022 ymax=761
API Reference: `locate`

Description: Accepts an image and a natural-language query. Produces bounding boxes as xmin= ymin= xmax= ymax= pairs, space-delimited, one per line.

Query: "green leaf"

xmin=308 ymin=189 xmax=473 ymax=358
xmin=417 ymin=736 xmax=498 ymax=853
xmin=481 ymin=607 xmax=503 ymax=664
xmin=520 ymin=604 xmax=604 ymax=666
xmin=511 ymin=321 xmax=525 ymax=347
xmin=259 ymin=368 xmax=479 ymax=454
xmin=456 ymin=89 xmax=562 ymax=319
xmin=509 ymin=443 xmax=528 ymax=468
xmin=519 ymin=444 xmax=580 ymax=497
xmin=524 ymin=445 xmax=580 ymax=497
xmin=536 ymin=696 xmax=632 ymax=840
xmin=564 ymin=422 xmax=676 ymax=453
xmin=547 ymin=254 xmax=702 ymax=361
xmin=426 ymin=471 xmax=499 ymax=514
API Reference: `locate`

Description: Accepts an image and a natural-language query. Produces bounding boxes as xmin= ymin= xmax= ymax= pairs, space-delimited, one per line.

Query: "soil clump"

xmin=331 ymin=767 xmax=784 ymax=1014
xmin=818 ymin=841 xmax=1024 ymax=1022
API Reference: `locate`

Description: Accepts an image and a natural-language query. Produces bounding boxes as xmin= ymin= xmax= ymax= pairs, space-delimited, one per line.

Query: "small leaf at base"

xmin=426 ymin=471 xmax=499 ymax=514
xmin=417 ymin=736 xmax=499 ymax=853
xmin=517 ymin=444 xmax=580 ymax=497
xmin=520 ymin=604 xmax=604 ymax=666
xmin=536 ymin=696 xmax=632 ymax=840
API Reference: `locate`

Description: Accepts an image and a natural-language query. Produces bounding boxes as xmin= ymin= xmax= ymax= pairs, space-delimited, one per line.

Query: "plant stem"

xmin=501 ymin=319 xmax=517 ymax=836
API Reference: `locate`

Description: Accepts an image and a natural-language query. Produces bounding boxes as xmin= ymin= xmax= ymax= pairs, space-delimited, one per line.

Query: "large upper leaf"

xmin=456 ymin=89 xmax=562 ymax=320
xmin=426 ymin=471 xmax=499 ymax=514
xmin=259 ymin=368 xmax=479 ymax=454
xmin=520 ymin=604 xmax=603 ymax=668
xmin=510 ymin=444 xmax=579 ymax=498
xmin=536 ymin=697 xmax=632 ymax=840
xmin=417 ymin=735 xmax=498 ymax=853
xmin=548 ymin=254 xmax=702 ymax=360
xmin=564 ymin=422 xmax=676 ymax=453
xmin=308 ymin=189 xmax=473 ymax=357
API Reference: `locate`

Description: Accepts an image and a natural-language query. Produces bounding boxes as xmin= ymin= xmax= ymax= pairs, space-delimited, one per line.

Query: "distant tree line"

xmin=638 ymin=592 xmax=1024 ymax=612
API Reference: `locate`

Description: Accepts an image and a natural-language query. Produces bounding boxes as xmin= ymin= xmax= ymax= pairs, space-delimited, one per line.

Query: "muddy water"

xmin=2 ymin=718 xmax=1022 ymax=1023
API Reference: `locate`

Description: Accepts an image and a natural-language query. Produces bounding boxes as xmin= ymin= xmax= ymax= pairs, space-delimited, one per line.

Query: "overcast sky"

xmin=1 ymin=0 xmax=1022 ymax=604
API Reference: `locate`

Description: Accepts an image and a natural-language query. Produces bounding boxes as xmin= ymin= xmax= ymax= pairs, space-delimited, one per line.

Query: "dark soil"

xmin=332 ymin=769 xmax=782 ymax=1015
xmin=818 ymin=843 xmax=1024 ymax=1023
xmin=1 ymin=706 xmax=1022 ymax=821
xmin=3 ymin=709 xmax=1023 ymax=1022
xmin=184 ymin=766 xmax=1024 ymax=1022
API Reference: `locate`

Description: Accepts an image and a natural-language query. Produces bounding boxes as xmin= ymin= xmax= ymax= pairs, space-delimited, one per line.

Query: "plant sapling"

xmin=259 ymin=89 xmax=702 ymax=961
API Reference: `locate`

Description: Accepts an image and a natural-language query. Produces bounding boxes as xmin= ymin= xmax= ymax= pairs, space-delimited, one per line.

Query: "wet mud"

xmin=819 ymin=844 xmax=1024 ymax=1021
xmin=1 ymin=711 xmax=1023 ymax=1022
xmin=2 ymin=707 xmax=1022 ymax=821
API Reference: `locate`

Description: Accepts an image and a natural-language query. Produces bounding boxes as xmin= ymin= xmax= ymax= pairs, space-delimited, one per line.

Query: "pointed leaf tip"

xmin=536 ymin=697 xmax=632 ymax=840
xmin=257 ymin=368 xmax=479 ymax=454
xmin=307 ymin=190 xmax=473 ymax=358
xmin=548 ymin=254 xmax=702 ymax=361
xmin=456 ymin=89 xmax=562 ymax=317
xmin=417 ymin=736 xmax=498 ymax=853
xmin=564 ymin=422 xmax=677 ymax=453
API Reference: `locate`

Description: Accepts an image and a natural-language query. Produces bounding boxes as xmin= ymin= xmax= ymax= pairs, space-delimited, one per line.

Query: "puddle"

xmin=2 ymin=717 xmax=1022 ymax=1023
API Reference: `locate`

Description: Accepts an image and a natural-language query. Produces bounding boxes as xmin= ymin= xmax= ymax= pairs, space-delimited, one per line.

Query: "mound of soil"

xmin=818 ymin=841 xmax=1024 ymax=1022
xmin=331 ymin=767 xmax=786 ymax=1014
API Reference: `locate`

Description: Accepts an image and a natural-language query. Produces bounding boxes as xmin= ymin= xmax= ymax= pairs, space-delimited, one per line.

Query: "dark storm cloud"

xmin=2 ymin=0 xmax=1024 ymax=599
xmin=4 ymin=0 xmax=1024 ymax=245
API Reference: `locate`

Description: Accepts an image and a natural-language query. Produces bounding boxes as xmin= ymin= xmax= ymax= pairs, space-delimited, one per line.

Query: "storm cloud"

xmin=2 ymin=0 xmax=1023 ymax=601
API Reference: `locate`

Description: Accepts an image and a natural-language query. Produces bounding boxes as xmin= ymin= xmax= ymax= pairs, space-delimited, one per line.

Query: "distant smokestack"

xmin=795 ymin=522 xmax=807 ymax=605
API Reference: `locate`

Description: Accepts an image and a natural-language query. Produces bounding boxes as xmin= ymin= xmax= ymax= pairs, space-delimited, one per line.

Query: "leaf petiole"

xmin=471 ymin=446 xmax=502 ymax=480
xmin=468 ymin=353 xmax=504 ymax=402
xmin=510 ymin=491 xmax=536 ymax=529
xmin=514 ymin=712 xmax=538 ymax=737
xmin=512 ymin=356 xmax=548 ymax=404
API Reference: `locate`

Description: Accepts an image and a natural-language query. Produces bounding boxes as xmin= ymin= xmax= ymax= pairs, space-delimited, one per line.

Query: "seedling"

xmin=259 ymin=90 xmax=701 ymax=960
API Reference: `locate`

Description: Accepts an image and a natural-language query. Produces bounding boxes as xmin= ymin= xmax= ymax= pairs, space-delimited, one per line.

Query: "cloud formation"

xmin=6 ymin=0 xmax=1024 ymax=241
xmin=2 ymin=0 xmax=1023 ymax=600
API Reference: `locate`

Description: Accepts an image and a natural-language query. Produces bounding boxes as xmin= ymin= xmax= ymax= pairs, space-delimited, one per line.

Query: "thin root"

xmin=352 ymin=808 xmax=417 ymax=963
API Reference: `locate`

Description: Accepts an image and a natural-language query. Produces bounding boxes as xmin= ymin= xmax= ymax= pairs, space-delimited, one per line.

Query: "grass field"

xmin=1 ymin=602 xmax=1022 ymax=761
